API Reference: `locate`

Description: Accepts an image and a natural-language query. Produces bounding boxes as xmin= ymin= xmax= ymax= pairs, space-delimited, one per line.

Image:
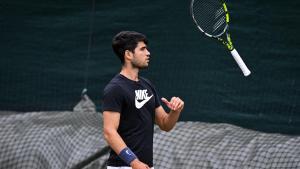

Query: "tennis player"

xmin=102 ymin=31 xmax=184 ymax=169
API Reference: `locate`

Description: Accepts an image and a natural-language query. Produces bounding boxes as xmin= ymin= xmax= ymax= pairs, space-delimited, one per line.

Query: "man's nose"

xmin=146 ymin=49 xmax=150 ymax=56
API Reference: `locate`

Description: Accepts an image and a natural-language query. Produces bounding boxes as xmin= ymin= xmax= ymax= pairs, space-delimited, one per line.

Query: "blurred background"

xmin=1 ymin=0 xmax=299 ymax=134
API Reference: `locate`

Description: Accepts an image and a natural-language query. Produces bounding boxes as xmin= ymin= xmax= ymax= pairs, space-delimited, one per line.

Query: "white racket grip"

xmin=230 ymin=49 xmax=251 ymax=76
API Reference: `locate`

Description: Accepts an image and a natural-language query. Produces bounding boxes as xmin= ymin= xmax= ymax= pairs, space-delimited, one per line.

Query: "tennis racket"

xmin=190 ymin=0 xmax=251 ymax=76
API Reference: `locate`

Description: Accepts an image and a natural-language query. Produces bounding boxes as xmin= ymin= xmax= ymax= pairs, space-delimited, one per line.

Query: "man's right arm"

xmin=103 ymin=111 xmax=127 ymax=154
xmin=103 ymin=111 xmax=150 ymax=169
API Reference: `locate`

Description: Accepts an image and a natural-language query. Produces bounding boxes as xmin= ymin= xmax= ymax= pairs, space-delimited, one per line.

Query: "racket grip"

xmin=230 ymin=49 xmax=251 ymax=76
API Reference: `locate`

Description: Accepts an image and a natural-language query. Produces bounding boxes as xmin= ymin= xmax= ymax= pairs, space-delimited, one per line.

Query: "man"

xmin=102 ymin=31 xmax=184 ymax=169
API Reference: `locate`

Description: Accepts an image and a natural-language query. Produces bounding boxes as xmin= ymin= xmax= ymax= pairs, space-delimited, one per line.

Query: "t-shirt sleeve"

xmin=153 ymin=87 xmax=161 ymax=108
xmin=102 ymin=84 xmax=123 ymax=113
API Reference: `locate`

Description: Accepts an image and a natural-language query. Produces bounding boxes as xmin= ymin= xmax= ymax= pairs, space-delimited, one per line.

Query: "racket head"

xmin=191 ymin=0 xmax=229 ymax=38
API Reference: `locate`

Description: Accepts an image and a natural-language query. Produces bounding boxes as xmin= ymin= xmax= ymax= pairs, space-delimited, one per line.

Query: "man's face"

xmin=131 ymin=41 xmax=150 ymax=69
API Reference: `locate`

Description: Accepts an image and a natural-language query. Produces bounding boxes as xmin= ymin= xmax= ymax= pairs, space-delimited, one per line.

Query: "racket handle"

xmin=230 ymin=49 xmax=251 ymax=76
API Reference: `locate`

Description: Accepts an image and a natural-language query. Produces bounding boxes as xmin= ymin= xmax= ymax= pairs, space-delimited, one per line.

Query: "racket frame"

xmin=190 ymin=0 xmax=251 ymax=76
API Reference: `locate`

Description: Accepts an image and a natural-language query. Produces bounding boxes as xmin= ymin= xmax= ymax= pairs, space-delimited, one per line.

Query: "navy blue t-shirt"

xmin=102 ymin=74 xmax=161 ymax=167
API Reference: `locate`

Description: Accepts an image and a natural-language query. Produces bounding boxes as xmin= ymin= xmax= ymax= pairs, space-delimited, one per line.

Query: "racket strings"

xmin=213 ymin=15 xmax=226 ymax=33
xmin=215 ymin=7 xmax=224 ymax=18
xmin=192 ymin=0 xmax=227 ymax=37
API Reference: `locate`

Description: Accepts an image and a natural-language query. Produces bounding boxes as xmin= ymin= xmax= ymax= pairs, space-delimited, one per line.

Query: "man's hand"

xmin=161 ymin=97 xmax=184 ymax=113
xmin=130 ymin=159 xmax=150 ymax=169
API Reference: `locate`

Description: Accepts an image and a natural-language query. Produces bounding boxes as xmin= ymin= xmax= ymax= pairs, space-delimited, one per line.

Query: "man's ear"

xmin=124 ymin=50 xmax=133 ymax=60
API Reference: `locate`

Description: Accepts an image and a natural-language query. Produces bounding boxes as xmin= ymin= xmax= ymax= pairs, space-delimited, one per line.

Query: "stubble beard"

xmin=131 ymin=60 xmax=148 ymax=70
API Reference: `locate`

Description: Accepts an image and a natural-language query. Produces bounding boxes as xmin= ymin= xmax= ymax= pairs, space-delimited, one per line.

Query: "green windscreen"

xmin=0 ymin=0 xmax=299 ymax=134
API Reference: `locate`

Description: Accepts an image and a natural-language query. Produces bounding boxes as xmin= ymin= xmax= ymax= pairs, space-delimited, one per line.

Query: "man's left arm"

xmin=155 ymin=97 xmax=184 ymax=132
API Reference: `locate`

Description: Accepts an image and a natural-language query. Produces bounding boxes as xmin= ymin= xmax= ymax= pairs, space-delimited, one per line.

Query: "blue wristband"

xmin=119 ymin=147 xmax=137 ymax=165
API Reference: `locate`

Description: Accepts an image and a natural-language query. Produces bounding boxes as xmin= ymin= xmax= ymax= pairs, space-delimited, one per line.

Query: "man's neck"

xmin=120 ymin=66 xmax=139 ymax=82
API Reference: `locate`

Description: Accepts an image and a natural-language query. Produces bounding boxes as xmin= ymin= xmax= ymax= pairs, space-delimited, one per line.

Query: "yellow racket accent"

xmin=217 ymin=33 xmax=234 ymax=51
xmin=223 ymin=3 xmax=230 ymax=23
xmin=226 ymin=33 xmax=233 ymax=50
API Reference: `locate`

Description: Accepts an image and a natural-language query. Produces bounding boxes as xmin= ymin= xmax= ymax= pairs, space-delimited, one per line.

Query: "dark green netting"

xmin=0 ymin=0 xmax=299 ymax=134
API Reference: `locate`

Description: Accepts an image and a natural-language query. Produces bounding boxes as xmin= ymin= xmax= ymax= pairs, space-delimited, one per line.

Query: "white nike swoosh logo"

xmin=135 ymin=95 xmax=153 ymax=109
xmin=125 ymin=150 xmax=132 ymax=155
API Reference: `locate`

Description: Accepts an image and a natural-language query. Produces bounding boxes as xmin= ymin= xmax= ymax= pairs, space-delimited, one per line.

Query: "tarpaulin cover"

xmin=0 ymin=96 xmax=299 ymax=169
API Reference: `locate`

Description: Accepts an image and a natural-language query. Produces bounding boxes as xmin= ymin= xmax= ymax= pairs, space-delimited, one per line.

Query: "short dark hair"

xmin=112 ymin=31 xmax=148 ymax=64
